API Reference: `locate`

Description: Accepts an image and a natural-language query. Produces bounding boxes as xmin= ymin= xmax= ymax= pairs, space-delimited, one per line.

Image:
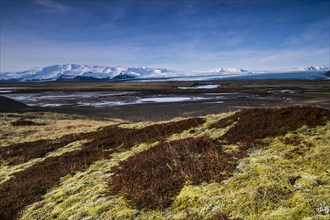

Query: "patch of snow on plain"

xmin=139 ymin=97 xmax=192 ymax=103
xmin=77 ymin=101 xmax=130 ymax=107
xmin=178 ymin=85 xmax=219 ymax=89
xmin=39 ymin=103 xmax=67 ymax=107
xmin=279 ymin=90 xmax=295 ymax=94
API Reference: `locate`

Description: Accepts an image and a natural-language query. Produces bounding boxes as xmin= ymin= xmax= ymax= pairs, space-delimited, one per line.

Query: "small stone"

xmin=316 ymin=202 xmax=330 ymax=214
xmin=133 ymin=210 xmax=141 ymax=219
xmin=211 ymin=206 xmax=221 ymax=213
xmin=236 ymin=161 xmax=247 ymax=170
xmin=248 ymin=150 xmax=261 ymax=157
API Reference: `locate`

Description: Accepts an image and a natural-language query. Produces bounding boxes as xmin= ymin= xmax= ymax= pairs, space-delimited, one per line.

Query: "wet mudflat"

xmin=1 ymin=80 xmax=329 ymax=121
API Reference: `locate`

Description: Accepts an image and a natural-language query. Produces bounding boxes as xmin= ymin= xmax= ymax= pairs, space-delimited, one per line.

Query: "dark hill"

xmin=0 ymin=96 xmax=35 ymax=113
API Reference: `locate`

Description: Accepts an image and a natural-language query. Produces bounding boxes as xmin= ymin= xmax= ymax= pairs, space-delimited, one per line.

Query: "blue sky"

xmin=1 ymin=0 xmax=329 ymax=72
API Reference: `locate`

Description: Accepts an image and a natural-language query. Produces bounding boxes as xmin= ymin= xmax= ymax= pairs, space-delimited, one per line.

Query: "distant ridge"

xmin=0 ymin=64 xmax=171 ymax=82
xmin=0 ymin=64 xmax=328 ymax=82
xmin=207 ymin=67 xmax=249 ymax=73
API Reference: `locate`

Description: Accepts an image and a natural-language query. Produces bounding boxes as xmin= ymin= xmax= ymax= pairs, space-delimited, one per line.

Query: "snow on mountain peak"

xmin=208 ymin=67 xmax=248 ymax=73
xmin=1 ymin=64 xmax=329 ymax=82
xmin=293 ymin=65 xmax=329 ymax=71
xmin=0 ymin=64 xmax=171 ymax=81
xmin=306 ymin=66 xmax=329 ymax=71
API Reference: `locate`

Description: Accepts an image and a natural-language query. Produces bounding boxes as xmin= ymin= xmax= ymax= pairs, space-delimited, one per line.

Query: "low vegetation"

xmin=0 ymin=116 xmax=205 ymax=219
xmin=213 ymin=107 xmax=330 ymax=145
xmin=0 ymin=107 xmax=329 ymax=220
xmin=11 ymin=118 xmax=45 ymax=126
xmin=0 ymin=143 xmax=104 ymax=220
xmin=0 ymin=133 xmax=86 ymax=166
xmin=109 ymin=136 xmax=237 ymax=209
xmin=0 ymin=112 xmax=121 ymax=147
xmin=108 ymin=107 xmax=330 ymax=211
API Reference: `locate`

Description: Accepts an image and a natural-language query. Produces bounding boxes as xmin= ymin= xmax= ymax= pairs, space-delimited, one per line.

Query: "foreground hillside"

xmin=0 ymin=107 xmax=329 ymax=219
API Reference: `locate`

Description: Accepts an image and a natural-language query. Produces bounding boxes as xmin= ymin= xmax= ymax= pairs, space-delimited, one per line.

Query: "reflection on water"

xmin=140 ymin=97 xmax=195 ymax=103
xmin=3 ymin=91 xmax=233 ymax=107
xmin=178 ymin=85 xmax=219 ymax=89
xmin=2 ymin=87 xmax=293 ymax=108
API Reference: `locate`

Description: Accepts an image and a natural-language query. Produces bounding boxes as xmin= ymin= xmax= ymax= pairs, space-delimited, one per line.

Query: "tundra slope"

xmin=0 ymin=107 xmax=329 ymax=220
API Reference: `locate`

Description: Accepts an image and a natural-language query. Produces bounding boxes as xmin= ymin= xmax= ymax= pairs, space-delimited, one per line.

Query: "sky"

xmin=0 ymin=0 xmax=329 ymax=72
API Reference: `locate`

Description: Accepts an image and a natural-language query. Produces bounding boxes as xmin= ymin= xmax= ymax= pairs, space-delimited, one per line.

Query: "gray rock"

xmin=248 ymin=149 xmax=261 ymax=157
xmin=236 ymin=161 xmax=247 ymax=170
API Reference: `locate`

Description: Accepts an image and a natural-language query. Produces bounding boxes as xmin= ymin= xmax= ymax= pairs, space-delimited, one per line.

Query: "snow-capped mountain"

xmin=1 ymin=64 xmax=329 ymax=82
xmin=207 ymin=67 xmax=249 ymax=73
xmin=283 ymin=65 xmax=330 ymax=72
xmin=0 ymin=64 xmax=172 ymax=82
xmin=304 ymin=65 xmax=329 ymax=71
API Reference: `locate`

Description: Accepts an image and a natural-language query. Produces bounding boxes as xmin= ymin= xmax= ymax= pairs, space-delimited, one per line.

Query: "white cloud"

xmin=1 ymin=35 xmax=329 ymax=72
xmin=35 ymin=0 xmax=69 ymax=13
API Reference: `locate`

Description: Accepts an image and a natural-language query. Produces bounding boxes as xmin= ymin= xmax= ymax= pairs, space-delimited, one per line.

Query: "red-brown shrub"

xmin=221 ymin=107 xmax=330 ymax=146
xmin=0 ymin=117 xmax=204 ymax=220
xmin=109 ymin=136 xmax=239 ymax=209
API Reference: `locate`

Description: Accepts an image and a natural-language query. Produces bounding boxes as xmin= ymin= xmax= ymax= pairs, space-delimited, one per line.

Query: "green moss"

xmin=0 ymin=140 xmax=87 ymax=184
xmin=19 ymin=142 xmax=158 ymax=220
xmin=118 ymin=117 xmax=188 ymax=129
xmin=142 ymin=121 xmax=329 ymax=220
xmin=167 ymin=112 xmax=233 ymax=141
xmin=14 ymin=115 xmax=330 ymax=220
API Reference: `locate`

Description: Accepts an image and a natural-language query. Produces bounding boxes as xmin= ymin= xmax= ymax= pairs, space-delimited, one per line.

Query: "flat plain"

xmin=1 ymin=80 xmax=329 ymax=121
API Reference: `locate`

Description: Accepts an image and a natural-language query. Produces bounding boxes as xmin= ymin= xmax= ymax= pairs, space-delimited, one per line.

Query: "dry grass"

xmin=210 ymin=214 xmax=240 ymax=220
xmin=0 ymin=113 xmax=121 ymax=147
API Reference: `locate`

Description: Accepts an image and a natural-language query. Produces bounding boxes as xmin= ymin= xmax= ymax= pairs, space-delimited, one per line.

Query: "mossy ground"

xmin=0 ymin=140 xmax=88 ymax=184
xmin=0 ymin=108 xmax=329 ymax=219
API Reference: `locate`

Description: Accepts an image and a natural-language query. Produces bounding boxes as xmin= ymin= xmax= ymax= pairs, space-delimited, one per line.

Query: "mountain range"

xmin=0 ymin=64 xmax=329 ymax=82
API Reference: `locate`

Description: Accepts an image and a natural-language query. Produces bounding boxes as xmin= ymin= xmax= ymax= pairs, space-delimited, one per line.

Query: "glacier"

xmin=0 ymin=64 xmax=329 ymax=82
xmin=0 ymin=64 xmax=171 ymax=81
